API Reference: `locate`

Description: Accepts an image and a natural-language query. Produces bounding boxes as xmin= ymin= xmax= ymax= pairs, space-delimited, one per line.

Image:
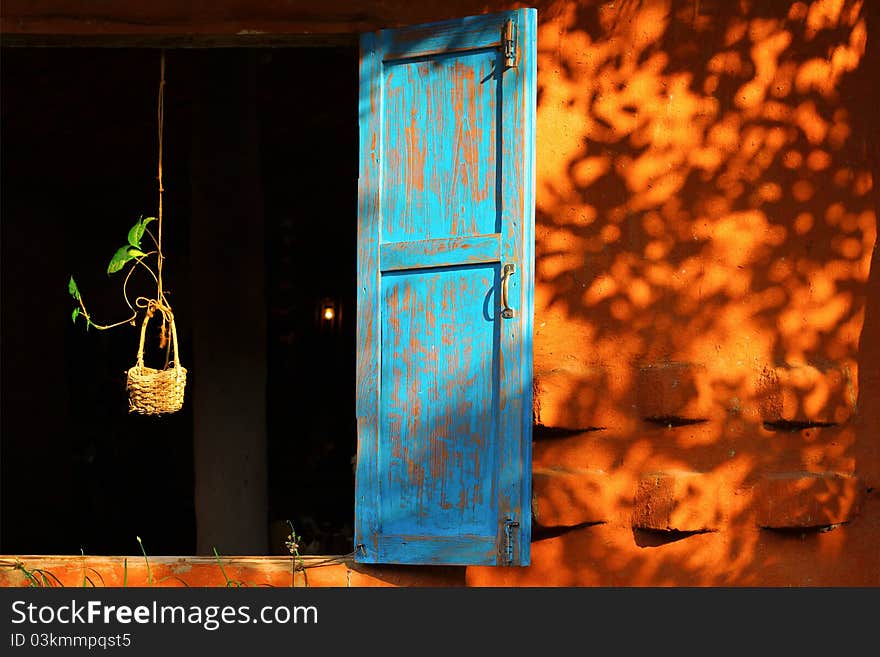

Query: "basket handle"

xmin=135 ymin=304 xmax=182 ymax=373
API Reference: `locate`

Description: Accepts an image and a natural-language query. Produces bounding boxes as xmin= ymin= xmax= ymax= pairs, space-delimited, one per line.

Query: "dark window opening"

xmin=1 ymin=46 xmax=359 ymax=556
xmin=259 ymin=47 xmax=358 ymax=556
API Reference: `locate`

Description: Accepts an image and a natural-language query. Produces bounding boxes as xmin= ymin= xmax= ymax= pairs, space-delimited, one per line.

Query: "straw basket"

xmin=126 ymin=308 xmax=186 ymax=415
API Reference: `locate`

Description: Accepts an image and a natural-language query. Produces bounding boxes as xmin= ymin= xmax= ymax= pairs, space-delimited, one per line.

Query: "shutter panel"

xmin=355 ymin=8 xmax=536 ymax=566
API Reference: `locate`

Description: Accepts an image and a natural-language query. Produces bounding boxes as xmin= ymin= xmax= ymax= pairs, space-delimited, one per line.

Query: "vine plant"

xmin=67 ymin=51 xmax=176 ymax=360
xmin=68 ymin=215 xmax=174 ymax=352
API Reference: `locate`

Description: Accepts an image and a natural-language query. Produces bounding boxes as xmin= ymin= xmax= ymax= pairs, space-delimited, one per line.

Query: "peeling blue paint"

xmin=356 ymin=8 xmax=536 ymax=566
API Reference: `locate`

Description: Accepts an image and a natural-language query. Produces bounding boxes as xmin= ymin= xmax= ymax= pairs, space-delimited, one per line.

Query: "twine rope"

xmin=157 ymin=50 xmax=166 ymax=309
xmin=133 ymin=50 xmax=176 ymax=372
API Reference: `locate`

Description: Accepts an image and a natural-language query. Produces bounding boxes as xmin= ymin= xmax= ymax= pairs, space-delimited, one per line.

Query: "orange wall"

xmin=479 ymin=0 xmax=880 ymax=587
xmin=3 ymin=0 xmax=878 ymax=586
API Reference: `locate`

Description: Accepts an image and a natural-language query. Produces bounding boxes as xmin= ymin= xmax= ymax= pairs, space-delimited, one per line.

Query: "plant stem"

xmin=136 ymin=536 xmax=152 ymax=586
xmin=213 ymin=547 xmax=240 ymax=587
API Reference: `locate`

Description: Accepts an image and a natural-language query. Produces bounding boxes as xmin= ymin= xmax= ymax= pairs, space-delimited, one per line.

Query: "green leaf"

xmin=127 ymin=216 xmax=157 ymax=249
xmin=107 ymin=246 xmax=133 ymax=275
xmin=68 ymin=276 xmax=80 ymax=300
xmin=127 ymin=222 xmax=143 ymax=248
xmin=72 ymin=307 xmax=80 ymax=324
xmin=126 ymin=246 xmax=147 ymax=258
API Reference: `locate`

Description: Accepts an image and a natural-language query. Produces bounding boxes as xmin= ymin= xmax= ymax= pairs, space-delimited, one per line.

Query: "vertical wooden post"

xmin=190 ymin=50 xmax=268 ymax=554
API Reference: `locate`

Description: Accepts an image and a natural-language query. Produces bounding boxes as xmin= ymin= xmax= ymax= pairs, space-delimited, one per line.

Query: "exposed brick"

xmin=636 ymin=362 xmax=710 ymax=421
xmin=467 ymin=503 xmax=880 ymax=586
xmin=532 ymin=467 xmax=612 ymax=527
xmin=756 ymin=364 xmax=855 ymax=425
xmin=753 ymin=471 xmax=865 ymax=529
xmin=533 ymin=365 xmax=626 ymax=430
xmin=632 ymin=470 xmax=721 ymax=532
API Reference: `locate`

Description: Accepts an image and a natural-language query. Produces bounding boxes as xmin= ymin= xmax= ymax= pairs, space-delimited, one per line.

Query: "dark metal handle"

xmin=501 ymin=263 xmax=516 ymax=319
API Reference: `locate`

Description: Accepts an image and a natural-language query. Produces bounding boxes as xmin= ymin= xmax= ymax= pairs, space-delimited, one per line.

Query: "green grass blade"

xmin=14 ymin=561 xmax=41 ymax=587
xmin=34 ymin=569 xmax=64 ymax=587
xmin=213 ymin=546 xmax=241 ymax=587
xmin=136 ymin=536 xmax=152 ymax=586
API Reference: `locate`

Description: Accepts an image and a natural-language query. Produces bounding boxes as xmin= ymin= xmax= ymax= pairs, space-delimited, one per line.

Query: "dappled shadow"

xmin=474 ymin=0 xmax=878 ymax=586
xmin=534 ymin=0 xmax=873 ymax=413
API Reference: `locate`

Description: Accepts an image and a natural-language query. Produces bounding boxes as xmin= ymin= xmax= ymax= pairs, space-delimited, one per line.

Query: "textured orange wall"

xmin=474 ymin=0 xmax=880 ymax=587
xmin=2 ymin=0 xmax=877 ymax=586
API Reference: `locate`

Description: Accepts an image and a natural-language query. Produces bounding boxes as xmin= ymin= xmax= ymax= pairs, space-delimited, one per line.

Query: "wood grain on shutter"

xmin=356 ymin=8 xmax=536 ymax=566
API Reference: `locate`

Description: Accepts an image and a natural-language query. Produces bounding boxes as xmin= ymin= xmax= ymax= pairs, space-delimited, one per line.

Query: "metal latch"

xmin=503 ymin=19 xmax=517 ymax=68
xmin=503 ymin=516 xmax=520 ymax=565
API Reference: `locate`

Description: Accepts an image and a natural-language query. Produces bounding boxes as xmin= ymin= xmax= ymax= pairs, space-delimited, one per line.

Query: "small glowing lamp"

xmin=317 ymin=297 xmax=340 ymax=333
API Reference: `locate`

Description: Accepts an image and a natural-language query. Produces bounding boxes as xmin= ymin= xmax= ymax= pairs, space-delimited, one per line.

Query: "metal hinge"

xmin=502 ymin=516 xmax=520 ymax=565
xmin=503 ymin=19 xmax=517 ymax=68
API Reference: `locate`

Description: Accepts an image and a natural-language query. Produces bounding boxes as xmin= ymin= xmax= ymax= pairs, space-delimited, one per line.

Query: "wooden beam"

xmin=0 ymin=0 xmax=520 ymax=42
xmin=0 ymin=33 xmax=358 ymax=48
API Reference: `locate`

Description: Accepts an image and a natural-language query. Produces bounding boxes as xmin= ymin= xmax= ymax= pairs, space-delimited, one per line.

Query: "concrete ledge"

xmin=753 ymin=472 xmax=865 ymax=529
xmin=632 ymin=471 xmax=721 ymax=532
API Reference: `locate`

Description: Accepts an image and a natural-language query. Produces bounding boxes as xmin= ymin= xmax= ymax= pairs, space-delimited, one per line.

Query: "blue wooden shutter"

xmin=355 ymin=8 xmax=536 ymax=566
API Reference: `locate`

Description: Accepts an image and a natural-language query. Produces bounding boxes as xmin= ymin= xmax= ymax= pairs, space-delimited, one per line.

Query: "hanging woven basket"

xmin=126 ymin=305 xmax=186 ymax=415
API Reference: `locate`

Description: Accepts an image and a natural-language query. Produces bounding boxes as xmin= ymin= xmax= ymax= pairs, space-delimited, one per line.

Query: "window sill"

xmin=0 ymin=555 xmax=466 ymax=588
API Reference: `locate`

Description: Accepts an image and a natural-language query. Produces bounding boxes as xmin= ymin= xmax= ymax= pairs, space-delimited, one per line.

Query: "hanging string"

xmin=157 ymin=49 xmax=166 ymax=308
xmin=154 ymin=49 xmax=174 ymax=368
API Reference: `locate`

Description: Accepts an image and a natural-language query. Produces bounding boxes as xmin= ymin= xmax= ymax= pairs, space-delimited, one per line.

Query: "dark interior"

xmin=0 ymin=47 xmax=359 ymax=556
